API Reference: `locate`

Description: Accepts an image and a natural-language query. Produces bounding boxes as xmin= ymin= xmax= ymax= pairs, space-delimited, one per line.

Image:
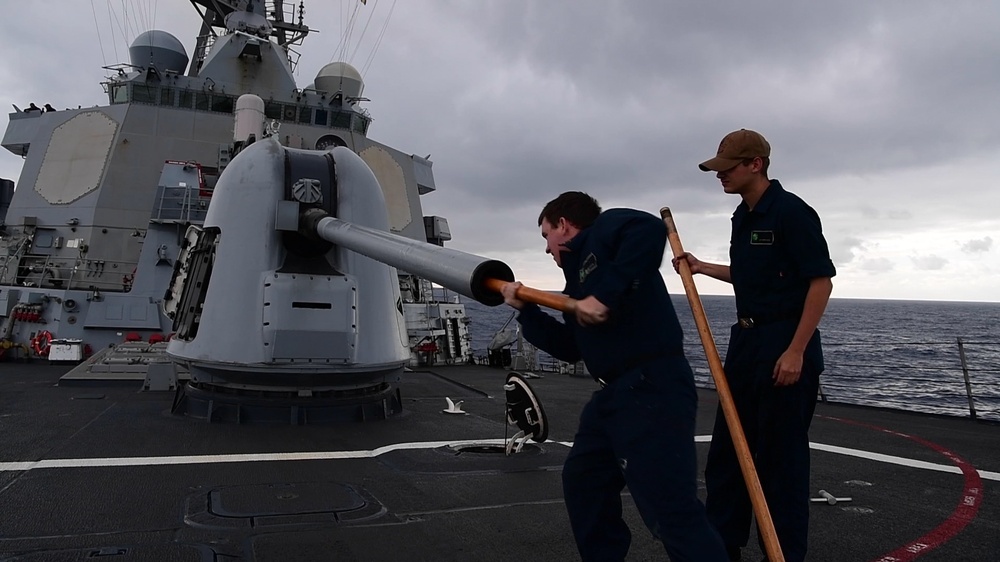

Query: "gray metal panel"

xmin=83 ymin=295 xmax=163 ymax=329
xmin=271 ymin=330 xmax=352 ymax=360
xmin=120 ymin=104 xmax=159 ymax=134
xmin=192 ymin=112 xmax=236 ymax=143
xmin=156 ymin=109 xmax=197 ymax=139
xmin=358 ymin=145 xmax=411 ymax=231
xmin=0 ymin=288 xmax=20 ymax=316
xmin=1 ymin=112 xmax=43 ymax=155
xmin=274 ymin=201 xmax=299 ymax=231
xmin=262 ymin=273 xmax=357 ymax=362
xmin=412 ymin=155 xmax=435 ymax=195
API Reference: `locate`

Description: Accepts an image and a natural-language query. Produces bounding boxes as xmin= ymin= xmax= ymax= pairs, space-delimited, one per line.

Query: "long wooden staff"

xmin=483 ymin=278 xmax=577 ymax=314
xmin=660 ymin=207 xmax=785 ymax=562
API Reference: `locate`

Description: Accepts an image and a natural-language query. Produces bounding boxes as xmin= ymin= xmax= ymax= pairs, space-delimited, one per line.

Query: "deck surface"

xmin=0 ymin=362 xmax=997 ymax=561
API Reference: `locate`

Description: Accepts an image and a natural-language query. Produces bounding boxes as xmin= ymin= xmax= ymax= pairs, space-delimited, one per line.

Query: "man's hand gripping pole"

xmin=484 ymin=278 xmax=578 ymax=315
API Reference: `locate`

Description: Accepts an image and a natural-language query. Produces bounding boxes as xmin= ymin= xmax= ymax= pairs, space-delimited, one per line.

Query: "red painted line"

xmin=818 ymin=416 xmax=983 ymax=562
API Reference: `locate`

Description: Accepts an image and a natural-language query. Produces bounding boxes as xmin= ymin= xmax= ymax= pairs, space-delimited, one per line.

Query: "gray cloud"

xmin=1 ymin=1 xmax=998 ymax=301
xmin=961 ymin=237 xmax=993 ymax=254
xmin=910 ymin=255 xmax=948 ymax=270
xmin=860 ymin=257 xmax=894 ymax=273
xmin=831 ymin=236 xmax=864 ymax=266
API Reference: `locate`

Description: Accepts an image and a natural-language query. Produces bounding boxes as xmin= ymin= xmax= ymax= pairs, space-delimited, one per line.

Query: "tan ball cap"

xmin=699 ymin=129 xmax=771 ymax=172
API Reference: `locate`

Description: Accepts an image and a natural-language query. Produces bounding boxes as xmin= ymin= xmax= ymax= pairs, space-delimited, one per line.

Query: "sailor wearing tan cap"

xmin=674 ymin=129 xmax=835 ymax=562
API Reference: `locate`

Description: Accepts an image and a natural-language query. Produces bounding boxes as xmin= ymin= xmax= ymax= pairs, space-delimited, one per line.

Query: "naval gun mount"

xmin=163 ymin=137 xmax=513 ymax=423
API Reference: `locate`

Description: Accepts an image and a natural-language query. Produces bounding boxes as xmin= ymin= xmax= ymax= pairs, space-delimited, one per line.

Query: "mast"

xmin=186 ymin=0 xmax=311 ymax=77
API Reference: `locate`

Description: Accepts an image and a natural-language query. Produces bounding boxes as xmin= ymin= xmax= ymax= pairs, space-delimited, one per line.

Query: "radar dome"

xmin=129 ymin=30 xmax=189 ymax=73
xmin=315 ymin=62 xmax=364 ymax=99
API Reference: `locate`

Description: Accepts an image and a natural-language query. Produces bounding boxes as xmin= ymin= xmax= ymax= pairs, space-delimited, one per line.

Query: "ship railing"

xmin=284 ymin=45 xmax=303 ymax=73
xmin=684 ymin=338 xmax=1000 ymax=423
xmin=98 ymin=76 xmax=371 ymax=133
xmin=20 ymin=256 xmax=142 ymax=293
xmin=268 ymin=0 xmax=298 ymax=26
xmin=151 ymin=182 xmax=212 ymax=224
xmin=814 ymin=338 xmax=999 ymax=421
xmin=0 ymin=237 xmax=32 ymax=285
xmin=191 ymin=34 xmax=217 ymax=71
xmin=480 ymin=337 xmax=1000 ymax=422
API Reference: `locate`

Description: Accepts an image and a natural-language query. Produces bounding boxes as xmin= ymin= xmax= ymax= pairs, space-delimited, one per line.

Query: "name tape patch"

xmin=750 ymin=230 xmax=774 ymax=245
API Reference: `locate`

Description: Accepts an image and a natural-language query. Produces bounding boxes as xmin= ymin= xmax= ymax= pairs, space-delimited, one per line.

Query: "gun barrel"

xmin=304 ymin=210 xmax=514 ymax=306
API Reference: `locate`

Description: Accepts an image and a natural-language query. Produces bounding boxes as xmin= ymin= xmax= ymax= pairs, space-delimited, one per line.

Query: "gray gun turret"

xmin=164 ymin=133 xmax=512 ymax=423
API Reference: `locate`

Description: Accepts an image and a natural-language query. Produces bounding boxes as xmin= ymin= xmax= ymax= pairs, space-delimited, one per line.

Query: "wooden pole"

xmin=483 ymin=278 xmax=577 ymax=315
xmin=660 ymin=207 xmax=785 ymax=562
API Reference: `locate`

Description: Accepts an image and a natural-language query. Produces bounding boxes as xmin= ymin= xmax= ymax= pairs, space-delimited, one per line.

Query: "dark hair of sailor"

xmin=538 ymin=191 xmax=601 ymax=229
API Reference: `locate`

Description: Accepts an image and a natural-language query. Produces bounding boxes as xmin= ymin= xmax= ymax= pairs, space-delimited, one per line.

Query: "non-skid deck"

xmin=0 ymin=362 xmax=997 ymax=561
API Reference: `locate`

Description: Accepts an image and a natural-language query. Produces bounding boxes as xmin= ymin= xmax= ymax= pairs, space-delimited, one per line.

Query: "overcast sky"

xmin=1 ymin=1 xmax=997 ymax=303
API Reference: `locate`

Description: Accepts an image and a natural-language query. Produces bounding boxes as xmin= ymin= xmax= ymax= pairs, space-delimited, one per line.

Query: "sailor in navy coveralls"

xmin=676 ymin=130 xmax=836 ymax=562
xmin=501 ymin=191 xmax=727 ymax=562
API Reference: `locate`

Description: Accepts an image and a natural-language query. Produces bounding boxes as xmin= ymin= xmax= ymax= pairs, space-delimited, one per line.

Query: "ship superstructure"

xmin=0 ymin=0 xmax=470 ymax=368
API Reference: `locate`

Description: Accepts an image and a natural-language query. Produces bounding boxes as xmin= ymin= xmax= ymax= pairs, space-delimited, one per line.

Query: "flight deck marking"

xmin=820 ymin=416 xmax=984 ymax=562
xmin=0 ymin=436 xmax=996 ymax=484
xmin=807 ymin=442 xmax=999 ymax=480
xmin=0 ymin=439 xmax=511 ymax=471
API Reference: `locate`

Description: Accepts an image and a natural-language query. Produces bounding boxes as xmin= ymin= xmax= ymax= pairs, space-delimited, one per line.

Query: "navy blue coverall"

xmin=705 ymin=180 xmax=836 ymax=562
xmin=516 ymin=208 xmax=727 ymax=561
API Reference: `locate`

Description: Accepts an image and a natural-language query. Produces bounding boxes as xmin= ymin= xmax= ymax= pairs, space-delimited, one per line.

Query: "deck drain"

xmin=88 ymin=547 xmax=128 ymax=557
xmin=449 ymin=443 xmax=541 ymax=455
xmin=452 ymin=444 xmax=509 ymax=454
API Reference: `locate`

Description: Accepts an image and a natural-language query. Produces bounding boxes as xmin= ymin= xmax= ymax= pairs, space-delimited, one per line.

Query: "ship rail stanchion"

xmin=957 ymin=337 xmax=978 ymax=420
xmin=660 ymin=206 xmax=785 ymax=562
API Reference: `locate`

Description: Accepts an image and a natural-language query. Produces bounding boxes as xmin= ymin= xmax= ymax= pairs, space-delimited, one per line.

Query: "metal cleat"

xmin=811 ymin=489 xmax=852 ymax=505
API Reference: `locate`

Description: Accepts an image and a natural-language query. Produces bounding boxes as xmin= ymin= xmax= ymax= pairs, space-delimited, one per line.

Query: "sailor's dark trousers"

xmin=562 ymin=356 xmax=727 ymax=561
xmin=705 ymin=321 xmax=821 ymax=562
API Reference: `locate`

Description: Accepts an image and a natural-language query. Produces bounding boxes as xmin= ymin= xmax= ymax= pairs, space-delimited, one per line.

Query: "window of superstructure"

xmin=195 ymin=92 xmax=210 ymax=111
xmin=211 ymin=95 xmax=234 ymax=114
xmin=353 ymin=115 xmax=369 ymax=135
xmin=331 ymin=111 xmax=352 ymax=129
xmin=132 ymin=84 xmax=158 ymax=104
xmin=281 ymin=105 xmax=297 ymax=122
xmin=264 ymin=101 xmax=282 ymax=120
xmin=314 ymin=109 xmax=328 ymax=126
xmin=298 ymin=106 xmax=312 ymax=124
xmin=110 ymin=84 xmax=129 ymax=104
xmin=179 ymin=90 xmax=194 ymax=109
xmin=160 ymin=87 xmax=175 ymax=106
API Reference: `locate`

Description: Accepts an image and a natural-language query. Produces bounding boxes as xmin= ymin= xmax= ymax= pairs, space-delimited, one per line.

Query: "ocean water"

xmin=461 ymin=295 xmax=1000 ymax=422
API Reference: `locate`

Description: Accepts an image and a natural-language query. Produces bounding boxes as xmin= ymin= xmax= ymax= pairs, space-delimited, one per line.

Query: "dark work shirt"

xmin=730 ymin=180 xmax=836 ymax=320
xmin=516 ymin=208 xmax=685 ymax=379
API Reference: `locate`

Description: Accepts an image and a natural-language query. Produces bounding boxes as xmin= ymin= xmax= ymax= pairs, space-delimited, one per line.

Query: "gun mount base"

xmin=170 ymin=380 xmax=403 ymax=424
